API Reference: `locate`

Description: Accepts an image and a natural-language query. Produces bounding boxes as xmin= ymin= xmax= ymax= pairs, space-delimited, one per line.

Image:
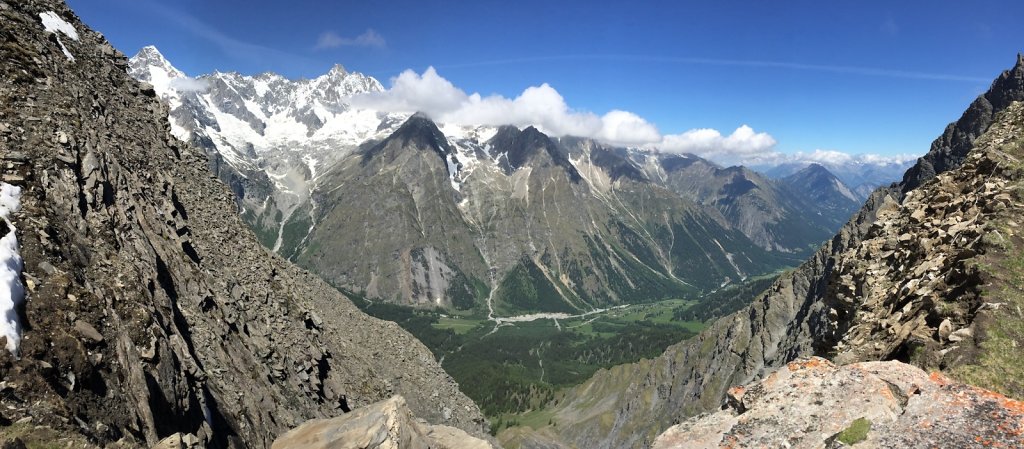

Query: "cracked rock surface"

xmin=653 ymin=357 xmax=1024 ymax=449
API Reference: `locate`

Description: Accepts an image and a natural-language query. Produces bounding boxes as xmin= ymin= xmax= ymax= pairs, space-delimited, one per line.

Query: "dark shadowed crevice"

xmin=171 ymin=190 xmax=189 ymax=221
xmin=202 ymin=385 xmax=242 ymax=449
xmin=182 ymin=241 xmax=201 ymax=266
xmin=144 ymin=371 xmax=205 ymax=440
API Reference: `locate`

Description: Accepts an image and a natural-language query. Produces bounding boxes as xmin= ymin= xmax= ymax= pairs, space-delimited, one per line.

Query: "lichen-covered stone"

xmin=653 ymin=357 xmax=1024 ymax=449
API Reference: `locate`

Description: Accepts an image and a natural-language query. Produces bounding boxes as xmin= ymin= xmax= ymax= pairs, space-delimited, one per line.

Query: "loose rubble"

xmin=826 ymin=120 xmax=1024 ymax=370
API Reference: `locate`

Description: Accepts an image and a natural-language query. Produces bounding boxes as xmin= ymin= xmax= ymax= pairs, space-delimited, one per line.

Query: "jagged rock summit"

xmin=0 ymin=0 xmax=487 ymax=447
xmin=271 ymin=396 xmax=495 ymax=449
xmin=653 ymin=357 xmax=1024 ymax=449
xmin=901 ymin=51 xmax=1024 ymax=193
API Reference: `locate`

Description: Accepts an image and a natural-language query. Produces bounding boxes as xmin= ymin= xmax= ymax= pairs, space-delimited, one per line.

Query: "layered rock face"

xmin=500 ymin=57 xmax=1024 ymax=449
xmin=653 ymin=358 xmax=1024 ymax=449
xmin=0 ymin=1 xmax=486 ymax=447
xmin=271 ymin=396 xmax=494 ymax=449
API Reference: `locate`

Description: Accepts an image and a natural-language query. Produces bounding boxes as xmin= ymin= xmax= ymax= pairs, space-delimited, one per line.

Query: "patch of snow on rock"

xmin=0 ymin=183 xmax=25 ymax=355
xmin=39 ymin=11 xmax=79 ymax=40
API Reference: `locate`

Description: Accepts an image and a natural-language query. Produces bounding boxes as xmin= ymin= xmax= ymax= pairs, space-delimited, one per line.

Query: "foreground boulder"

xmin=271 ymin=396 xmax=494 ymax=449
xmin=653 ymin=357 xmax=1024 ymax=449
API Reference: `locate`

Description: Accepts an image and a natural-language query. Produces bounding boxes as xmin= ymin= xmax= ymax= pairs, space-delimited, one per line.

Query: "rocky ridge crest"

xmin=500 ymin=56 xmax=1024 ymax=449
xmin=271 ymin=396 xmax=494 ymax=449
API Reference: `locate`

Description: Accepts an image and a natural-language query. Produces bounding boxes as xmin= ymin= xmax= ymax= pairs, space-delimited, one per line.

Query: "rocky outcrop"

xmin=500 ymin=56 xmax=1024 ymax=449
xmin=901 ymin=53 xmax=1024 ymax=192
xmin=653 ymin=357 xmax=1024 ymax=449
xmin=271 ymin=396 xmax=494 ymax=449
xmin=0 ymin=0 xmax=487 ymax=447
xmin=824 ymin=117 xmax=1024 ymax=370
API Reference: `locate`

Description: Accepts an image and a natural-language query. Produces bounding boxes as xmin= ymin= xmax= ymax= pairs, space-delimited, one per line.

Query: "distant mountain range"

xmin=495 ymin=53 xmax=1024 ymax=449
xmin=757 ymin=157 xmax=916 ymax=200
xmin=129 ymin=47 xmax=901 ymax=314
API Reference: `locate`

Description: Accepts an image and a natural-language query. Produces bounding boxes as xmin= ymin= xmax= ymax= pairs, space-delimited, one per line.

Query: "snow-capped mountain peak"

xmin=127 ymin=46 xmax=187 ymax=102
xmin=127 ymin=45 xmax=397 ymax=150
xmin=127 ymin=45 xmax=417 ymax=254
xmin=126 ymin=45 xmax=894 ymax=269
xmin=129 ymin=45 xmax=183 ymax=79
xmin=326 ymin=63 xmax=348 ymax=77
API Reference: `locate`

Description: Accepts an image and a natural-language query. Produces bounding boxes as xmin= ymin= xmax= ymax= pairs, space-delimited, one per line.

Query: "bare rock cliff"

xmin=0 ymin=0 xmax=486 ymax=447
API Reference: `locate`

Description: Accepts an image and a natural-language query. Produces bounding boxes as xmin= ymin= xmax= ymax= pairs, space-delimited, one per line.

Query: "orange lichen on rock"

xmin=973 ymin=387 xmax=1024 ymax=415
xmin=787 ymin=357 xmax=832 ymax=372
xmin=653 ymin=358 xmax=1024 ymax=449
xmin=727 ymin=386 xmax=746 ymax=399
xmin=928 ymin=371 xmax=952 ymax=386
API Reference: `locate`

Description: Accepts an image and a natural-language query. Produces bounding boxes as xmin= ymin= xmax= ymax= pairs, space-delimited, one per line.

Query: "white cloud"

xmin=793 ymin=149 xmax=918 ymax=166
xmin=168 ymin=77 xmax=210 ymax=92
xmin=598 ymin=110 xmax=661 ymax=145
xmin=656 ymin=125 xmax=777 ymax=162
xmin=351 ymin=67 xmax=465 ymax=113
xmin=349 ymin=66 xmax=918 ymax=168
xmin=315 ymin=29 xmax=386 ymax=50
xmin=797 ymin=149 xmax=853 ymax=165
xmin=350 ymin=66 xmax=661 ymax=146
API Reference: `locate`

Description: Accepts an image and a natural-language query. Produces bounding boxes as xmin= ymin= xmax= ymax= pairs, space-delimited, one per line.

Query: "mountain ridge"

xmin=499 ymin=54 xmax=1024 ymax=449
xmin=128 ymin=47 xmax=903 ymax=277
xmin=130 ymin=48 xmax=827 ymax=312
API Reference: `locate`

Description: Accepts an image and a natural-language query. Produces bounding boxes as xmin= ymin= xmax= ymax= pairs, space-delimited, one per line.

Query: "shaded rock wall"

xmin=0 ymin=0 xmax=487 ymax=447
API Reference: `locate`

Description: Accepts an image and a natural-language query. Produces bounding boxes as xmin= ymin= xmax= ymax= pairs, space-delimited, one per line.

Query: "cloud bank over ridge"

xmin=349 ymin=66 xmax=917 ymax=166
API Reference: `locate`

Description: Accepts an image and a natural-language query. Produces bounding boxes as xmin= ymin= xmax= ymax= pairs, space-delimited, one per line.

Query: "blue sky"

xmin=68 ymin=0 xmax=1023 ymax=161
